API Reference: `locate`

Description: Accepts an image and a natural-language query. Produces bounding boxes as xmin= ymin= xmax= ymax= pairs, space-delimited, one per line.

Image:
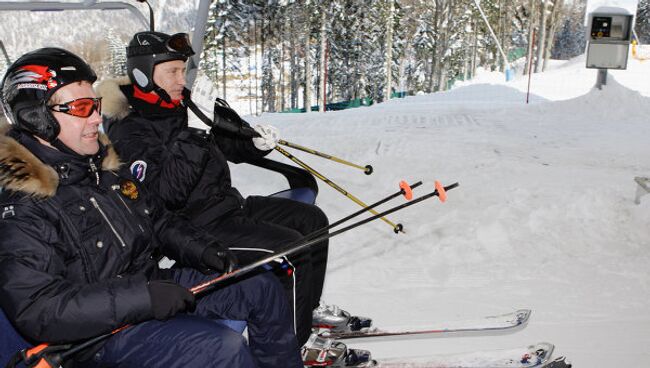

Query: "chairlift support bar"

xmin=0 ymin=40 xmax=10 ymax=65
xmin=185 ymin=0 xmax=210 ymax=88
xmin=0 ymin=1 xmax=149 ymax=29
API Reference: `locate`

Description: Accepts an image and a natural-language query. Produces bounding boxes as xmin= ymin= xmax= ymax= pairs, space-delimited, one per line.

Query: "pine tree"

xmin=195 ymin=0 xmax=586 ymax=110
xmin=637 ymin=0 xmax=650 ymax=43
xmin=107 ymin=28 xmax=127 ymax=77
xmin=552 ymin=1 xmax=586 ymax=60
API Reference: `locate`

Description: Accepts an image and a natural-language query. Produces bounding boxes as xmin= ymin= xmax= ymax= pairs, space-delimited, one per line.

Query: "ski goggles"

xmin=127 ymin=33 xmax=195 ymax=58
xmin=49 ymin=97 xmax=102 ymax=118
xmin=166 ymin=33 xmax=195 ymax=56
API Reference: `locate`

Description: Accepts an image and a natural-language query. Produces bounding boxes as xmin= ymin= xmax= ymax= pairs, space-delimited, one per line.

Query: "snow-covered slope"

xmin=223 ymin=55 xmax=650 ymax=367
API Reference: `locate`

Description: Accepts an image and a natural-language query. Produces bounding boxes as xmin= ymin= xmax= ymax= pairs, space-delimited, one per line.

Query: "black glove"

xmin=212 ymin=98 xmax=259 ymax=138
xmin=147 ymin=280 xmax=196 ymax=320
xmin=201 ymin=245 xmax=238 ymax=274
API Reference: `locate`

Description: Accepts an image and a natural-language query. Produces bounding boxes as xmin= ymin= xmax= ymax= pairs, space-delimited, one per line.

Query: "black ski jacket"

xmin=98 ymin=79 xmax=270 ymax=223
xmin=0 ymin=126 xmax=214 ymax=344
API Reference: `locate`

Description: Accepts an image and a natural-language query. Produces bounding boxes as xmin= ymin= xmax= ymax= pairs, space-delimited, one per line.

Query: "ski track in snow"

xmin=211 ymin=55 xmax=650 ymax=367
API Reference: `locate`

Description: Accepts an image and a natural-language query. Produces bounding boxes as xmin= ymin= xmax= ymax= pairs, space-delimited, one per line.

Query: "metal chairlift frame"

xmin=0 ymin=0 xmax=150 ymax=27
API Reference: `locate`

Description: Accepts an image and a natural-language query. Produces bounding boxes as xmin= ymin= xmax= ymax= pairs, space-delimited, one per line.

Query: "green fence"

xmin=282 ymin=97 xmax=374 ymax=113
xmin=508 ymin=47 xmax=527 ymax=62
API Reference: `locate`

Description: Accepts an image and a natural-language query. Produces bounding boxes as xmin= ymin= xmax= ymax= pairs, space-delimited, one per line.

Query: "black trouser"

xmin=81 ymin=269 xmax=303 ymax=368
xmin=195 ymin=195 xmax=329 ymax=346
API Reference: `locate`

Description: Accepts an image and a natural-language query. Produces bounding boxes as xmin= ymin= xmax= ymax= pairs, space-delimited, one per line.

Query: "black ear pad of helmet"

xmin=14 ymin=102 xmax=60 ymax=142
xmin=127 ymin=56 xmax=155 ymax=93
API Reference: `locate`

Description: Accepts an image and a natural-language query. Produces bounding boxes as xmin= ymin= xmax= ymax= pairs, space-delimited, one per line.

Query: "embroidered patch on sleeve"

xmin=120 ymin=180 xmax=139 ymax=200
xmin=130 ymin=160 xmax=148 ymax=182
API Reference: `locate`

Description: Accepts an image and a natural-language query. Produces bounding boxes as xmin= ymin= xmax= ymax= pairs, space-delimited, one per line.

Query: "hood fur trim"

xmin=0 ymin=125 xmax=59 ymax=198
xmin=0 ymin=123 xmax=122 ymax=198
xmin=99 ymin=133 xmax=122 ymax=172
xmin=96 ymin=77 xmax=131 ymax=120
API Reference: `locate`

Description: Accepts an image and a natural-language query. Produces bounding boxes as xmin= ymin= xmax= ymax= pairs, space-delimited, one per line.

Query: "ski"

xmin=372 ymin=342 xmax=554 ymax=368
xmin=320 ymin=309 xmax=531 ymax=341
xmin=540 ymin=356 xmax=571 ymax=368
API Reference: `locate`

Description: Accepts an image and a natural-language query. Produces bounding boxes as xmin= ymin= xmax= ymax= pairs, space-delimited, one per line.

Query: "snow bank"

xmin=224 ymin=54 xmax=650 ymax=366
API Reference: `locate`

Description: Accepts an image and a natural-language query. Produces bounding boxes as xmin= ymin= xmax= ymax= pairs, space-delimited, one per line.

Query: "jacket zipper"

xmin=88 ymin=157 xmax=100 ymax=186
xmin=111 ymin=187 xmax=133 ymax=215
xmin=89 ymin=197 xmax=127 ymax=247
xmin=112 ymin=189 xmax=145 ymax=233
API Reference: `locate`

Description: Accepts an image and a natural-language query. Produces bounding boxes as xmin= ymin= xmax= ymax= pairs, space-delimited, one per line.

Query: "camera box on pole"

xmin=586 ymin=6 xmax=634 ymax=70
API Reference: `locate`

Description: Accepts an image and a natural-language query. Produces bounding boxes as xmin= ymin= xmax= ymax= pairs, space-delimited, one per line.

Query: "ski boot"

xmin=301 ymin=333 xmax=375 ymax=367
xmin=312 ymin=303 xmax=372 ymax=334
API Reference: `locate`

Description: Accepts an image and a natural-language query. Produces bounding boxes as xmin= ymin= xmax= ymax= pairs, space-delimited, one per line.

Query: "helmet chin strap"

xmin=153 ymin=85 xmax=173 ymax=104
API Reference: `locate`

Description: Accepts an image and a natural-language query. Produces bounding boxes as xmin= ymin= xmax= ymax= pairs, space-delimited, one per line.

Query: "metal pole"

xmin=323 ymin=40 xmax=328 ymax=112
xmin=0 ymin=40 xmax=10 ymax=65
xmin=185 ymin=0 xmax=211 ymax=88
xmin=596 ymin=69 xmax=607 ymax=90
xmin=473 ymin=0 xmax=510 ymax=72
xmin=0 ymin=1 xmax=149 ymax=28
xmin=278 ymin=139 xmax=373 ymax=174
xmin=526 ymin=29 xmax=536 ymax=104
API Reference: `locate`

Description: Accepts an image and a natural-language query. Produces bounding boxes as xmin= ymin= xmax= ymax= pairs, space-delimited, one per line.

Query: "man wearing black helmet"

xmin=99 ymin=31 xmax=365 ymax=351
xmin=0 ymin=47 xmax=303 ymax=368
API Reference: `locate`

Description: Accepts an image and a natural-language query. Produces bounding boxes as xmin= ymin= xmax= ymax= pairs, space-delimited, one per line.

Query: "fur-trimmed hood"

xmin=0 ymin=122 xmax=121 ymax=198
xmin=96 ymin=77 xmax=132 ymax=120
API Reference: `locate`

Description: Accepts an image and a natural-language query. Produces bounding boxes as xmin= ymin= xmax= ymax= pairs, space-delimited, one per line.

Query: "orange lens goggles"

xmin=49 ymin=97 xmax=102 ymax=118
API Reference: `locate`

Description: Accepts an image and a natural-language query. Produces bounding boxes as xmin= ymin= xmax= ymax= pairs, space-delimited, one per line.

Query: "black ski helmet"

xmin=0 ymin=47 xmax=97 ymax=142
xmin=126 ymin=32 xmax=195 ymax=98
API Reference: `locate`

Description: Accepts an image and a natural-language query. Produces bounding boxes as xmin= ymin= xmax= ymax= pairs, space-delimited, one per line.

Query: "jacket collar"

xmin=0 ymin=122 xmax=121 ymax=198
xmin=96 ymin=78 xmax=185 ymax=119
xmin=95 ymin=77 xmax=132 ymax=121
xmin=132 ymin=85 xmax=182 ymax=109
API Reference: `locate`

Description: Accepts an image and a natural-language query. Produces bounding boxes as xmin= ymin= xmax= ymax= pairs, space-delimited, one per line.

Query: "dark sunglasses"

xmin=49 ymin=97 xmax=102 ymax=118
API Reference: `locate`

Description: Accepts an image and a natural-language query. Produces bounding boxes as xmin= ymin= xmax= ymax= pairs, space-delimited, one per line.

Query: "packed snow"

xmin=215 ymin=54 xmax=650 ymax=367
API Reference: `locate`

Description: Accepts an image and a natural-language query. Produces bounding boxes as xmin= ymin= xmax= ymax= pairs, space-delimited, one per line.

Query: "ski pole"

xmin=278 ymin=140 xmax=374 ymax=175
xmin=192 ymin=181 xmax=458 ymax=295
xmin=304 ymin=180 xmax=422 ymax=240
xmin=274 ymin=145 xmax=403 ymax=233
